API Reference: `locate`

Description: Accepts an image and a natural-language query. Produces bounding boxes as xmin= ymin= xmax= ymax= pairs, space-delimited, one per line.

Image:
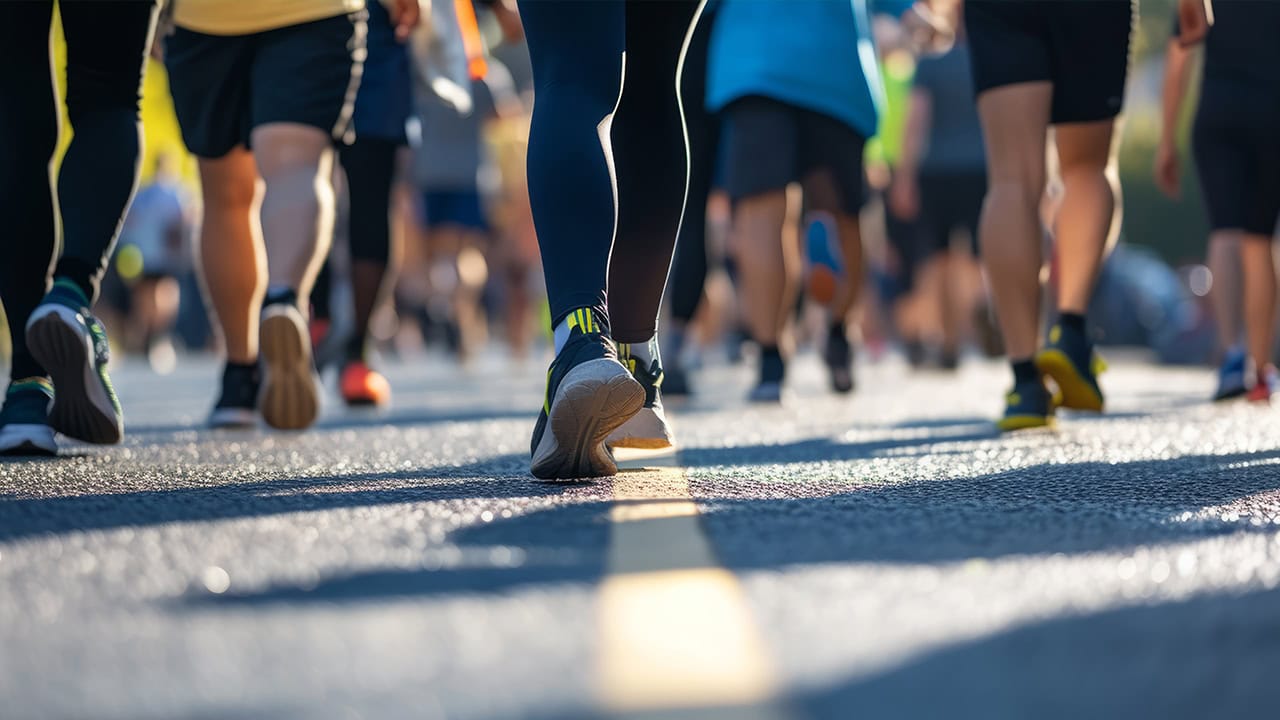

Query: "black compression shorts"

xmin=965 ymin=0 xmax=1134 ymax=124
xmin=721 ymin=96 xmax=866 ymax=215
xmin=1194 ymin=116 xmax=1280 ymax=236
xmin=165 ymin=12 xmax=366 ymax=159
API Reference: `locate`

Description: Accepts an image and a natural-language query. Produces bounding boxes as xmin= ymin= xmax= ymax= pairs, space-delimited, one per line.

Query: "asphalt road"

xmin=2 ymin=351 xmax=1279 ymax=719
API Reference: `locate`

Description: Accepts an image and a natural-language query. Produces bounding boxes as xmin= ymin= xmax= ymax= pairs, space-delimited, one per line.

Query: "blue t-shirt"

xmin=706 ymin=0 xmax=912 ymax=138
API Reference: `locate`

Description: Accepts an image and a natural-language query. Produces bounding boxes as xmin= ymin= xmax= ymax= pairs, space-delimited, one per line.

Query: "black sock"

xmin=1012 ymin=359 xmax=1039 ymax=385
xmin=264 ymin=287 xmax=299 ymax=309
xmin=760 ymin=345 xmax=785 ymax=383
xmin=344 ymin=336 xmax=367 ymax=364
xmin=828 ymin=321 xmax=847 ymax=343
xmin=52 ymin=258 xmax=98 ymax=304
xmin=1059 ymin=312 xmax=1087 ymax=334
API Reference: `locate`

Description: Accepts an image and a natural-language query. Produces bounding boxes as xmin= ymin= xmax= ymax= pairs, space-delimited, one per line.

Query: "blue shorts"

xmin=350 ymin=1 xmax=412 ymax=145
xmin=422 ymin=190 xmax=488 ymax=232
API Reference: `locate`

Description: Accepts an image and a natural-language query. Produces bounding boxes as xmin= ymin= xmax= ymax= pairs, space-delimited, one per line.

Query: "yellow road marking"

xmin=598 ymin=453 xmax=784 ymax=715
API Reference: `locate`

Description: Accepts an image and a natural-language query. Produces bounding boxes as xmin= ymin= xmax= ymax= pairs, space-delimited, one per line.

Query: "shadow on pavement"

xmin=176 ymin=449 xmax=1280 ymax=608
xmin=695 ymin=449 xmax=1280 ymax=566
xmin=0 ymin=454 xmax=550 ymax=542
xmin=794 ymin=586 xmax=1280 ymax=719
xmin=124 ymin=406 xmax=534 ymax=437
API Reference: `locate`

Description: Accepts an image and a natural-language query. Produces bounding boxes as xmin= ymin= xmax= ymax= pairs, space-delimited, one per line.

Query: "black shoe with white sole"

xmin=25 ymin=280 xmax=123 ymax=444
xmin=0 ymin=378 xmax=57 ymax=456
xmin=607 ymin=342 xmax=676 ymax=450
xmin=530 ymin=309 xmax=644 ymax=480
xmin=209 ymin=362 xmax=260 ymax=429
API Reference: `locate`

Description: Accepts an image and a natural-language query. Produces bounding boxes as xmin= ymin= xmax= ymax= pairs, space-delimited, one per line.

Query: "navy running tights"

xmin=0 ymin=0 xmax=158 ymax=381
xmin=519 ymin=0 xmax=702 ymax=343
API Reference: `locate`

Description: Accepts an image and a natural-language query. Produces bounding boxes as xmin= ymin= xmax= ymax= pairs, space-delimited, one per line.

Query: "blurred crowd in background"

xmin=0 ymin=0 xmax=1234 ymax=388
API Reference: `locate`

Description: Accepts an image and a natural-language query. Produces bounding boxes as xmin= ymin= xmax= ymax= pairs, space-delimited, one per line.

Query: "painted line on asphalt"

xmin=597 ymin=450 xmax=788 ymax=717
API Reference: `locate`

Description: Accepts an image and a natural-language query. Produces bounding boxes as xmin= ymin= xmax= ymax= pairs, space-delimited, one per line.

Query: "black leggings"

xmin=0 ymin=0 xmax=158 ymax=381
xmin=666 ymin=7 xmax=717 ymax=325
xmin=520 ymin=0 xmax=703 ymax=343
xmin=340 ymin=137 xmax=398 ymax=266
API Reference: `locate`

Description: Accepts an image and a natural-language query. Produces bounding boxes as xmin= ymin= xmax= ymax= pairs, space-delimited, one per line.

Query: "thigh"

xmin=1048 ymin=0 xmax=1133 ymax=124
xmin=721 ymin=96 xmax=800 ymax=202
xmin=0 ymin=1 xmax=55 ymax=138
xmin=165 ymin=28 xmax=254 ymax=159
xmin=798 ymin=110 xmax=866 ymax=216
xmin=1192 ymin=117 xmax=1254 ymax=234
xmin=252 ymin=13 xmax=366 ymax=144
xmin=59 ymin=0 xmax=158 ymax=115
xmin=964 ymin=0 xmax=1052 ymax=97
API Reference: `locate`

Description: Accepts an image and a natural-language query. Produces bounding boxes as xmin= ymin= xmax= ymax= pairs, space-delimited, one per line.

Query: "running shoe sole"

xmin=607 ymin=406 xmax=675 ymax=450
xmin=259 ymin=307 xmax=321 ymax=430
xmin=26 ymin=305 xmax=123 ymax=444
xmin=531 ymin=359 xmax=644 ymax=480
xmin=1035 ymin=349 xmax=1104 ymax=412
xmin=996 ymin=414 xmax=1056 ymax=433
xmin=0 ymin=423 xmax=57 ymax=456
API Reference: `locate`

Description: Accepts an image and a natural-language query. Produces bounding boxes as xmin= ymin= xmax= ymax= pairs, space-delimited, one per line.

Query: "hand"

xmin=1153 ymin=140 xmax=1181 ymax=199
xmin=391 ymin=0 xmax=423 ymax=41
xmin=1177 ymin=0 xmax=1212 ymax=47
xmin=901 ymin=1 xmax=954 ymax=56
xmin=889 ymin=173 xmax=920 ymax=220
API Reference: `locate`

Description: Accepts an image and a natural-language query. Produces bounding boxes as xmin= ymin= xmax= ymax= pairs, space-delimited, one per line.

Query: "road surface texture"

xmin=2 ymin=351 xmax=1279 ymax=719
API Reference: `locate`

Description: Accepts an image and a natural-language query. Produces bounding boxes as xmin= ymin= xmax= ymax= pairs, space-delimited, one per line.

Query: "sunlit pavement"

xmin=2 ymin=350 xmax=1279 ymax=719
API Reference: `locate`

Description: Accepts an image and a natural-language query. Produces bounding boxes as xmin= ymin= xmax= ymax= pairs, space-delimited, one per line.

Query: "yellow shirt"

xmin=173 ymin=0 xmax=366 ymax=36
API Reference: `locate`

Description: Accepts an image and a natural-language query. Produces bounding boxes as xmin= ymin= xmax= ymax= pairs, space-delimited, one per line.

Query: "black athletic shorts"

xmin=1193 ymin=115 xmax=1280 ymax=236
xmin=721 ymin=96 xmax=866 ymax=215
xmin=965 ymin=0 xmax=1134 ymax=124
xmin=165 ymin=12 xmax=367 ymax=159
xmin=919 ymin=171 xmax=986 ymax=257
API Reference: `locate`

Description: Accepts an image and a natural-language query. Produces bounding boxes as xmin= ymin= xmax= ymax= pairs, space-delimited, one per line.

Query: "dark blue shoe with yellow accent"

xmin=1036 ymin=321 xmax=1106 ymax=413
xmin=0 ymin=378 xmax=57 ymax=456
xmin=607 ymin=342 xmax=675 ymax=450
xmin=531 ymin=309 xmax=645 ymax=480
xmin=996 ymin=379 xmax=1056 ymax=432
xmin=25 ymin=279 xmax=123 ymax=444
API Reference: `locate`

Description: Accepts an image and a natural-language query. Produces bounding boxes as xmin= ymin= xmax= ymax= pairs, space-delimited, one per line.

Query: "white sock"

xmin=553 ymin=308 xmax=604 ymax=354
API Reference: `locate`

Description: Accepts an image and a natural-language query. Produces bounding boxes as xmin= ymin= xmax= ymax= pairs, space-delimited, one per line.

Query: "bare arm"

xmin=1154 ymin=39 xmax=1195 ymax=199
xmin=889 ymin=88 xmax=931 ymax=219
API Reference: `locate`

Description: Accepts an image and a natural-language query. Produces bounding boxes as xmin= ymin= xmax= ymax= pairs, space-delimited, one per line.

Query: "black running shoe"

xmin=825 ymin=325 xmax=854 ymax=394
xmin=607 ymin=342 xmax=676 ymax=450
xmin=997 ymin=378 xmax=1055 ymax=432
xmin=0 ymin=378 xmax=56 ymax=456
xmin=531 ymin=309 xmax=644 ymax=480
xmin=25 ymin=279 xmax=123 ymax=444
xmin=209 ymin=362 xmax=260 ymax=429
xmin=750 ymin=347 xmax=787 ymax=404
xmin=1036 ymin=321 xmax=1105 ymax=412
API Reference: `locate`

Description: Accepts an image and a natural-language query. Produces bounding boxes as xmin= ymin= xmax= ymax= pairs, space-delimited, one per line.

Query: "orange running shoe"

xmin=341 ymin=360 xmax=391 ymax=407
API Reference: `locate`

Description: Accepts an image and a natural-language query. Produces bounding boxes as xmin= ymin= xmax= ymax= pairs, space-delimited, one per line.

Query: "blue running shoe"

xmin=25 ymin=279 xmax=123 ymax=444
xmin=0 ymin=378 xmax=57 ymax=456
xmin=1036 ymin=321 xmax=1106 ymax=412
xmin=997 ymin=378 xmax=1056 ymax=432
xmin=1213 ymin=347 xmax=1247 ymax=402
xmin=531 ymin=309 xmax=644 ymax=480
xmin=805 ymin=212 xmax=844 ymax=306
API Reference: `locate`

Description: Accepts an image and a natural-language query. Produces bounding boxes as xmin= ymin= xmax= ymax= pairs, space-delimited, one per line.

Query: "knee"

xmin=199 ymin=167 xmax=257 ymax=211
xmin=64 ymin=66 xmax=142 ymax=127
